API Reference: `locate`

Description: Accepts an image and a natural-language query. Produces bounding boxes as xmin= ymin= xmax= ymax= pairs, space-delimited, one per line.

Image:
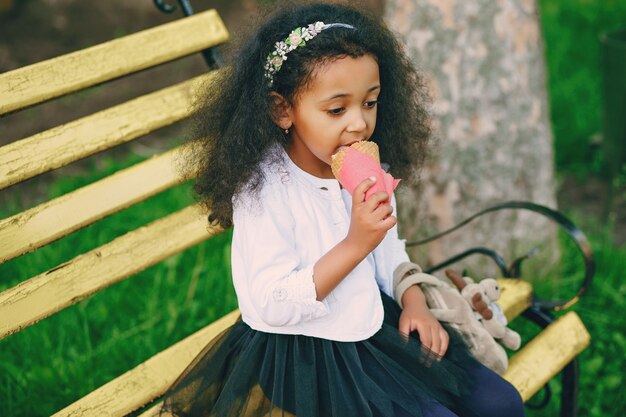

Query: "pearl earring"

xmin=284 ymin=127 xmax=290 ymax=134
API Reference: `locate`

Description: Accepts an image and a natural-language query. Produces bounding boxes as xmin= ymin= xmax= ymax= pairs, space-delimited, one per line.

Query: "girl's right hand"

xmin=345 ymin=176 xmax=397 ymax=256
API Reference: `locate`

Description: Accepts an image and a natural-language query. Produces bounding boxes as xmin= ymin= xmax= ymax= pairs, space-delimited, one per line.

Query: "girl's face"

xmin=283 ymin=54 xmax=380 ymax=179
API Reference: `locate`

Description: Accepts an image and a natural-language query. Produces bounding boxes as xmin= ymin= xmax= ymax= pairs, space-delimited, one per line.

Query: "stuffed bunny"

xmin=448 ymin=272 xmax=521 ymax=351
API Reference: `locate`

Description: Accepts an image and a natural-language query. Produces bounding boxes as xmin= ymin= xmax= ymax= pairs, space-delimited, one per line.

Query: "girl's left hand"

xmin=398 ymin=289 xmax=449 ymax=360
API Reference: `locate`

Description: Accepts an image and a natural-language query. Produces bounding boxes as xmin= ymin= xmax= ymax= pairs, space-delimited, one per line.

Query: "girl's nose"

xmin=346 ymin=109 xmax=367 ymax=133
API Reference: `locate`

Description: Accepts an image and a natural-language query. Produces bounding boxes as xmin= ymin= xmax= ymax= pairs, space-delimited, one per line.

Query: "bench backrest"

xmin=0 ymin=9 xmax=231 ymax=415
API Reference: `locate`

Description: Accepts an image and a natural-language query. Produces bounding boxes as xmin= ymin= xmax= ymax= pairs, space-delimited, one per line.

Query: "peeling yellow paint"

xmin=504 ymin=312 xmax=590 ymax=401
xmin=0 ymin=9 xmax=228 ymax=116
xmin=0 ymin=73 xmax=215 ymax=191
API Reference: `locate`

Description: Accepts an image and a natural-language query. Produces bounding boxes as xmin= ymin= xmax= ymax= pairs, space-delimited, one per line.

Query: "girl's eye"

xmin=327 ymin=107 xmax=345 ymax=116
xmin=364 ymin=100 xmax=378 ymax=108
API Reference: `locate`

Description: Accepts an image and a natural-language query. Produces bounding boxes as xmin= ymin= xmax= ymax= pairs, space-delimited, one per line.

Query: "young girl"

xmin=160 ymin=2 xmax=525 ymax=416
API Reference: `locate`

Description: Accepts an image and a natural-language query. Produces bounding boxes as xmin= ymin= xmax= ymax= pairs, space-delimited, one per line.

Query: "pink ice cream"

xmin=334 ymin=147 xmax=401 ymax=202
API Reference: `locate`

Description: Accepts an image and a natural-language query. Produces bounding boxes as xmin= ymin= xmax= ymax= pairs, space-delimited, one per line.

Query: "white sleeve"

xmin=232 ymin=184 xmax=330 ymax=327
xmin=373 ymin=191 xmax=411 ymax=300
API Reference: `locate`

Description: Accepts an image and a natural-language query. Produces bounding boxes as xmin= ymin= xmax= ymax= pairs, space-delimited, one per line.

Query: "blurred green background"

xmin=541 ymin=0 xmax=625 ymax=179
xmin=1 ymin=0 xmax=626 ymax=416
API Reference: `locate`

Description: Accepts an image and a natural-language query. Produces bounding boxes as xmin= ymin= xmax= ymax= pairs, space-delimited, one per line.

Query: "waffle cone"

xmin=331 ymin=141 xmax=380 ymax=179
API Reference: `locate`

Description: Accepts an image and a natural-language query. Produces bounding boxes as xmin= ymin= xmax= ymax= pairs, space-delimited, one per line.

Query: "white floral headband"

xmin=263 ymin=21 xmax=356 ymax=87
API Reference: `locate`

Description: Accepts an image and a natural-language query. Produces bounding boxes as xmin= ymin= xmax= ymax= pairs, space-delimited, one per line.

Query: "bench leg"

xmin=561 ymin=358 xmax=580 ymax=417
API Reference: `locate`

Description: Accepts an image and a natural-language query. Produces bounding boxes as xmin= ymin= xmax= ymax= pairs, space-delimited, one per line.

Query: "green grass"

xmin=538 ymin=0 xmax=626 ymax=177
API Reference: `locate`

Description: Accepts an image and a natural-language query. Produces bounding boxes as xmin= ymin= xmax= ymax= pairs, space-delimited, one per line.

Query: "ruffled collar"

xmin=276 ymin=143 xmax=344 ymax=201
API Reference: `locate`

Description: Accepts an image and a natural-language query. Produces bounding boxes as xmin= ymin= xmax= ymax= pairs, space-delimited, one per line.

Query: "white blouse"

xmin=231 ymin=143 xmax=410 ymax=341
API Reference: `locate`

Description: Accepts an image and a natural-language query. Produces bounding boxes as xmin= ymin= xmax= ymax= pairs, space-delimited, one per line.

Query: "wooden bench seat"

xmin=48 ymin=278 xmax=588 ymax=416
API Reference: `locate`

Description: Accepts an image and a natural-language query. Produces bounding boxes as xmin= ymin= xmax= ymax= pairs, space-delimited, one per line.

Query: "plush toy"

xmin=445 ymin=270 xmax=521 ymax=351
xmin=393 ymin=262 xmax=509 ymax=374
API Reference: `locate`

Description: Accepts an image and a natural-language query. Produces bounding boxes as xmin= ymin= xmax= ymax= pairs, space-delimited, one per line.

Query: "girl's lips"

xmin=332 ymin=146 xmax=347 ymax=157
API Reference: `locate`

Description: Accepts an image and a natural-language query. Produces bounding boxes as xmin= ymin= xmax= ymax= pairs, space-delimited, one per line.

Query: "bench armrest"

xmin=405 ymin=201 xmax=594 ymax=312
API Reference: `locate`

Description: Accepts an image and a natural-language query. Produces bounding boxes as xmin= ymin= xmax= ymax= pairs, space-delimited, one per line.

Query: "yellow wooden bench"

xmin=0 ymin=7 xmax=591 ymax=417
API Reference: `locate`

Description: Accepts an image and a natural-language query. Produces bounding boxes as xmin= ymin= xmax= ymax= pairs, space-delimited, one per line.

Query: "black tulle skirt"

xmin=159 ymin=292 xmax=480 ymax=417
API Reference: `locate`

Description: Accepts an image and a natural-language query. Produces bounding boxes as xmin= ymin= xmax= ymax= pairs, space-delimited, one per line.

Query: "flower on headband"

xmin=264 ymin=21 xmax=355 ymax=87
xmin=288 ymin=30 xmax=303 ymax=47
xmin=271 ymin=56 xmax=283 ymax=68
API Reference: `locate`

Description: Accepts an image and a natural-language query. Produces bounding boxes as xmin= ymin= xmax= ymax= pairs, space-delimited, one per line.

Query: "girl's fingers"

xmin=429 ymin=326 xmax=440 ymax=358
xmin=398 ymin=316 xmax=410 ymax=339
xmin=382 ymin=215 xmax=397 ymax=229
xmin=372 ymin=201 xmax=392 ymax=220
xmin=439 ymin=329 xmax=449 ymax=357
xmin=418 ymin=324 xmax=432 ymax=351
xmin=353 ymin=176 xmax=377 ymax=203
xmin=365 ymin=191 xmax=390 ymax=210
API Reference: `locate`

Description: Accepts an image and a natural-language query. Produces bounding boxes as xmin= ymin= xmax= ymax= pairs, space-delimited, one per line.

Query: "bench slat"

xmin=53 ymin=278 xmax=535 ymax=416
xmin=0 ymin=9 xmax=228 ymax=116
xmin=0 ymin=73 xmax=214 ymax=190
xmin=0 ymin=147 xmax=185 ymax=264
xmin=0 ymin=205 xmax=223 ymax=340
xmin=497 ymin=278 xmax=533 ymax=322
xmin=53 ymin=310 xmax=240 ymax=417
xmin=503 ymin=311 xmax=591 ymax=401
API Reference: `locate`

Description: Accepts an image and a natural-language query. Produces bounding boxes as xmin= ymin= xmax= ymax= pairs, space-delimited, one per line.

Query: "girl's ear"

xmin=269 ymin=92 xmax=293 ymax=130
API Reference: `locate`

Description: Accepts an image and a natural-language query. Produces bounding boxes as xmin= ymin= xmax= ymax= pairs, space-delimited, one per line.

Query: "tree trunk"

xmin=385 ymin=0 xmax=558 ymax=275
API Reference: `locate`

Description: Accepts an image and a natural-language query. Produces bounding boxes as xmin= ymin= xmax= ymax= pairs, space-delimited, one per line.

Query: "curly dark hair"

xmin=183 ymin=0 xmax=431 ymax=229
